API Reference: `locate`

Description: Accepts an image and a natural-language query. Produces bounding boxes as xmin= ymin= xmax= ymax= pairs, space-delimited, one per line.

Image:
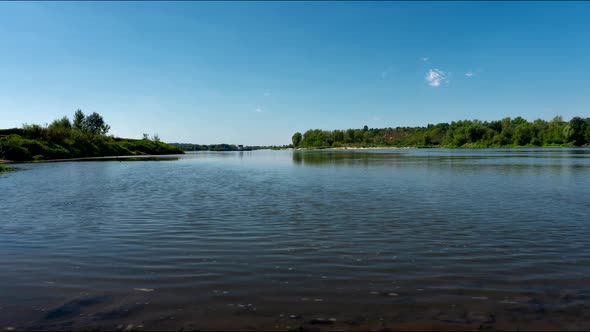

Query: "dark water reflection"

xmin=1 ymin=148 xmax=590 ymax=331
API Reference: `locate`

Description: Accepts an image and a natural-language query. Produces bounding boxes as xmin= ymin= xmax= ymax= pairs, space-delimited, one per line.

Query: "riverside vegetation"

xmin=0 ymin=110 xmax=183 ymax=161
xmin=292 ymin=116 xmax=590 ymax=149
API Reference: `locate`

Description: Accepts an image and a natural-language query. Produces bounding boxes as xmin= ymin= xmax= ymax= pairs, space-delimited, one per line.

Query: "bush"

xmin=0 ymin=135 xmax=32 ymax=160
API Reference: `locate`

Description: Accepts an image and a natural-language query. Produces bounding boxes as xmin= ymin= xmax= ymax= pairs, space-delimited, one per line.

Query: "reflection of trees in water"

xmin=185 ymin=151 xmax=252 ymax=160
xmin=291 ymin=151 xmax=590 ymax=175
xmin=292 ymin=151 xmax=391 ymax=166
xmin=292 ymin=151 xmax=478 ymax=167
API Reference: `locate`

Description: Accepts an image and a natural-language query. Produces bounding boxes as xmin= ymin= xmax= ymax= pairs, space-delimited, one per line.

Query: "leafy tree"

xmin=567 ymin=116 xmax=587 ymax=146
xmin=84 ymin=112 xmax=111 ymax=135
xmin=501 ymin=117 xmax=512 ymax=130
xmin=72 ymin=110 xmax=110 ymax=135
xmin=344 ymin=129 xmax=355 ymax=144
xmin=333 ymin=130 xmax=344 ymax=143
xmin=546 ymin=116 xmax=566 ymax=144
xmin=362 ymin=130 xmax=374 ymax=143
xmin=514 ymin=123 xmax=534 ymax=145
xmin=511 ymin=116 xmax=528 ymax=126
xmin=73 ymin=109 xmax=85 ymax=131
xmin=49 ymin=116 xmax=72 ymax=129
xmin=291 ymin=132 xmax=302 ymax=147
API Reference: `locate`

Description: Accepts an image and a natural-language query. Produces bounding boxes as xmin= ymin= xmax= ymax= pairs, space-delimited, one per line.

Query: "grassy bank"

xmin=0 ymin=164 xmax=10 ymax=172
xmin=0 ymin=111 xmax=183 ymax=162
xmin=0 ymin=131 xmax=183 ymax=162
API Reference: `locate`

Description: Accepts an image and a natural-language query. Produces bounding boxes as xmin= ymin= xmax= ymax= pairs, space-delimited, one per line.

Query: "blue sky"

xmin=1 ymin=2 xmax=589 ymax=145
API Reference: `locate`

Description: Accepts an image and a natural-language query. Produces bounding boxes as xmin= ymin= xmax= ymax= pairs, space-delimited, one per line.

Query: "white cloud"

xmin=263 ymin=90 xmax=271 ymax=97
xmin=255 ymin=107 xmax=263 ymax=113
xmin=425 ymin=69 xmax=448 ymax=87
xmin=421 ymin=57 xmax=430 ymax=63
xmin=465 ymin=71 xmax=475 ymax=77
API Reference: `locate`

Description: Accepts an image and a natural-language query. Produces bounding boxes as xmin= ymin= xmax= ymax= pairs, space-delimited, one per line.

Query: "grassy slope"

xmin=0 ymin=132 xmax=184 ymax=161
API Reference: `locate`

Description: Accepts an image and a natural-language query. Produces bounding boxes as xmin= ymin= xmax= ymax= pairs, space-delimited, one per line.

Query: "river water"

xmin=1 ymin=148 xmax=589 ymax=331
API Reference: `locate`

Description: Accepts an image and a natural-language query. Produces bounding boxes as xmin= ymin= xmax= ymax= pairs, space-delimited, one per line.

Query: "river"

xmin=1 ymin=148 xmax=589 ymax=330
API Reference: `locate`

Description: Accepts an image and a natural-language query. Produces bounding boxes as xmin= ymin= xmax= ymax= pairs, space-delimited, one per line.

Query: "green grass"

xmin=0 ymin=164 xmax=10 ymax=172
xmin=0 ymin=133 xmax=184 ymax=162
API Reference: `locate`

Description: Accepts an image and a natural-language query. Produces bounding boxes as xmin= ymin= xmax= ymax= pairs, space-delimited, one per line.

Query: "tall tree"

xmin=84 ymin=112 xmax=111 ymax=135
xmin=292 ymin=132 xmax=302 ymax=147
xmin=565 ymin=117 xmax=587 ymax=146
xmin=73 ymin=109 xmax=85 ymax=131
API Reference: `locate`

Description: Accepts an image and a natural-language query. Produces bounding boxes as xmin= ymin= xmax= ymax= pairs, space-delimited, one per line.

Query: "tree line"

xmin=292 ymin=116 xmax=590 ymax=149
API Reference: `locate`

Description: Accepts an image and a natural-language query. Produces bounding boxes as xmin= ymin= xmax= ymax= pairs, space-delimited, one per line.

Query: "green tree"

xmin=546 ymin=116 xmax=566 ymax=144
xmin=84 ymin=112 xmax=111 ymax=135
xmin=333 ymin=130 xmax=344 ymax=143
xmin=344 ymin=129 xmax=355 ymax=144
xmin=585 ymin=125 xmax=590 ymax=144
xmin=72 ymin=110 xmax=110 ymax=135
xmin=49 ymin=116 xmax=72 ymax=130
xmin=291 ymin=132 xmax=302 ymax=147
xmin=567 ymin=116 xmax=587 ymax=146
xmin=362 ymin=130 xmax=374 ymax=143
xmin=514 ymin=123 xmax=534 ymax=146
xmin=73 ymin=109 xmax=85 ymax=131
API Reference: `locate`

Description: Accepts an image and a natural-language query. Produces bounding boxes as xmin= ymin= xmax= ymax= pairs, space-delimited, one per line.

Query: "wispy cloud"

xmin=465 ymin=71 xmax=475 ymax=78
xmin=255 ymin=107 xmax=263 ymax=113
xmin=371 ymin=116 xmax=381 ymax=122
xmin=263 ymin=90 xmax=271 ymax=97
xmin=420 ymin=57 xmax=430 ymax=63
xmin=425 ymin=69 xmax=448 ymax=87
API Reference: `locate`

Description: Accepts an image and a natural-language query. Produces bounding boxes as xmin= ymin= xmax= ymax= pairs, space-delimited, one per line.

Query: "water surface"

xmin=1 ymin=148 xmax=589 ymax=330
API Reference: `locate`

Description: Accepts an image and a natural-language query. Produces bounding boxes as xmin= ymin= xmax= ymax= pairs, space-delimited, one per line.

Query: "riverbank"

xmin=22 ymin=154 xmax=182 ymax=163
xmin=0 ymin=133 xmax=184 ymax=162
xmin=0 ymin=111 xmax=184 ymax=162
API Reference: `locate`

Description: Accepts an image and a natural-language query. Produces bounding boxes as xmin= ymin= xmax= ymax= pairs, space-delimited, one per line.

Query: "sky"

xmin=1 ymin=1 xmax=590 ymax=145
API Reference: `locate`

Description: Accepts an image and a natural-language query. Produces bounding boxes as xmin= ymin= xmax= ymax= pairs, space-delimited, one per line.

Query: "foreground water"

xmin=1 ymin=148 xmax=589 ymax=331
